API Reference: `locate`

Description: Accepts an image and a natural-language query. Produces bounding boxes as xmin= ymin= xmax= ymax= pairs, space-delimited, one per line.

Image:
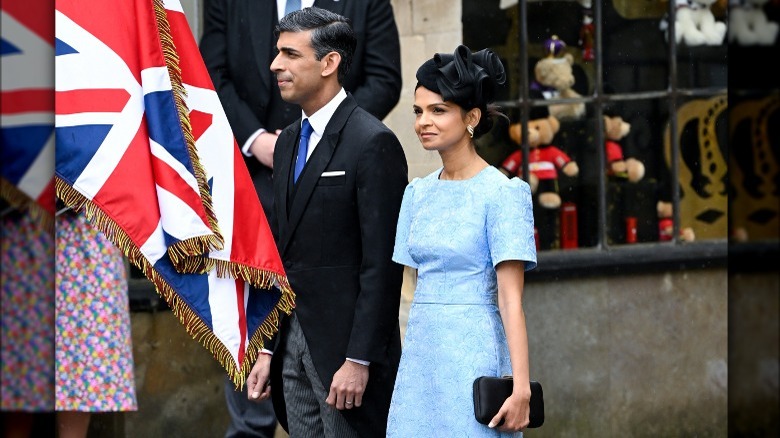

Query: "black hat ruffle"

xmin=416 ymin=45 xmax=506 ymax=110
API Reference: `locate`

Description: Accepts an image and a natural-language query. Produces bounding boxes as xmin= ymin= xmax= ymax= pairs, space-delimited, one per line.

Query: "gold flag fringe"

xmin=152 ymin=0 xmax=224 ymax=262
xmin=167 ymin=238 xmax=217 ymax=274
xmin=237 ymin=281 xmax=295 ymax=389
xmin=214 ymin=259 xmax=290 ymax=290
xmin=1 ymin=179 xmax=54 ymax=232
xmin=56 ymin=177 xmax=295 ymax=387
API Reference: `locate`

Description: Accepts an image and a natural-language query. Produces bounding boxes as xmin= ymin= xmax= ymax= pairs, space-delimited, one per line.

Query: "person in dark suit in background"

xmin=245 ymin=7 xmax=407 ymax=437
xmin=200 ymin=0 xmax=401 ymax=233
xmin=198 ymin=1 xmax=401 ymax=436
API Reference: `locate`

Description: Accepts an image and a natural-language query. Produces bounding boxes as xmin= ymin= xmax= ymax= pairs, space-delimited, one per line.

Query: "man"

xmin=199 ymin=2 xmax=402 ymax=436
xmin=246 ymin=7 xmax=407 ymax=437
xmin=199 ymin=0 xmax=401 ymax=231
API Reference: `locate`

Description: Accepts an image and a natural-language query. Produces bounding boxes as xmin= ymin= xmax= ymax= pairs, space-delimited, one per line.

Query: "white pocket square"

xmin=321 ymin=170 xmax=346 ymax=177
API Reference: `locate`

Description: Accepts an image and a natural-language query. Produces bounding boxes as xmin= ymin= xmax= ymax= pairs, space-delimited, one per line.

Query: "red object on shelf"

xmin=625 ymin=216 xmax=638 ymax=243
xmin=658 ymin=217 xmax=673 ymax=241
xmin=560 ymin=202 xmax=578 ymax=249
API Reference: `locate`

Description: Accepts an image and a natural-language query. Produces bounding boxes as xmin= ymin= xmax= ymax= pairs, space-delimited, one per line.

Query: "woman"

xmin=55 ymin=208 xmax=138 ymax=437
xmin=1 ymin=205 xmax=55 ymax=436
xmin=387 ymin=45 xmax=537 ymax=437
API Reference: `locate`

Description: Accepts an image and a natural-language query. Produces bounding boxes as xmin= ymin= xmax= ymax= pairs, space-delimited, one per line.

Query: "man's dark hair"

xmin=276 ymin=7 xmax=356 ymax=84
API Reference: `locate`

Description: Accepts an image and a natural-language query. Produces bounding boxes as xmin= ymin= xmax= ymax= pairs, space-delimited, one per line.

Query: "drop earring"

xmin=466 ymin=125 xmax=474 ymax=138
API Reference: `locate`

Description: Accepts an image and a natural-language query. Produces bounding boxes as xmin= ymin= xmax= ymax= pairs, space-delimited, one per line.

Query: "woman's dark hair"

xmin=276 ymin=7 xmax=356 ymax=84
xmin=415 ymin=45 xmax=508 ymax=138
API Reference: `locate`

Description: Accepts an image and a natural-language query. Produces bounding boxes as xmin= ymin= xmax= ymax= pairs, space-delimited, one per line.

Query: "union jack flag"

xmin=55 ymin=0 xmax=293 ymax=386
xmin=1 ymin=0 xmax=55 ymax=222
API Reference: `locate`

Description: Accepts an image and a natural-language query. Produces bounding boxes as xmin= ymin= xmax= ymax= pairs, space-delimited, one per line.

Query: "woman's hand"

xmin=489 ymin=391 xmax=531 ymax=432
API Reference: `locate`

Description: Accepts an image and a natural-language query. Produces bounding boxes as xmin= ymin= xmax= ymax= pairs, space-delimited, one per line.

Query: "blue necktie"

xmin=285 ymin=0 xmax=301 ymax=16
xmin=294 ymin=119 xmax=313 ymax=183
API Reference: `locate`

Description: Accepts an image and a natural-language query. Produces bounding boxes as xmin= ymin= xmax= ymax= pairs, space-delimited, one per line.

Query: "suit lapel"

xmin=248 ymin=0 xmax=277 ymax=93
xmin=279 ymin=97 xmax=357 ymax=255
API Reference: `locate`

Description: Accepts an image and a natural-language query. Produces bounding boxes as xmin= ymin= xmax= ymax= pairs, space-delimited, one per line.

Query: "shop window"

xmin=462 ymin=0 xmax=773 ymax=274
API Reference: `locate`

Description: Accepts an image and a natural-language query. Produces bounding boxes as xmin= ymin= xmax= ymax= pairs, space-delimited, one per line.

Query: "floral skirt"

xmin=1 ymin=210 xmax=55 ymax=411
xmin=55 ymin=212 xmax=137 ymax=412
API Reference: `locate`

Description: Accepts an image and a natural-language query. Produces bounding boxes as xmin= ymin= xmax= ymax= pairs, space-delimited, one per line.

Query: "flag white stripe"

xmin=162 ymin=0 xmax=185 ymax=13
xmin=71 ymin=92 xmax=143 ymax=199
xmin=138 ymin=219 xmax=167 ymax=265
xmin=150 ymin=139 xmax=200 ymax=192
xmin=156 ymin=184 xmax=213 ymax=240
xmin=141 ymin=66 xmax=172 ymax=95
xmin=55 ymin=112 xmax=123 ymax=127
xmin=1 ymin=113 xmax=53 ymax=127
xmin=1 ymin=11 xmax=53 ymax=91
xmin=185 ymin=84 xmax=237 ymax=259
xmin=208 ymin=271 xmax=243 ymax=366
xmin=17 ymin=132 xmax=54 ymax=198
xmin=54 ymin=12 xmax=137 ymax=93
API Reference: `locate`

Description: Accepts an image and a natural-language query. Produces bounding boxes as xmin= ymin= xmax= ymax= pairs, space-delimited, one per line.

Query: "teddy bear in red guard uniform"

xmin=500 ymin=97 xmax=580 ymax=250
xmin=500 ymin=101 xmax=579 ymax=210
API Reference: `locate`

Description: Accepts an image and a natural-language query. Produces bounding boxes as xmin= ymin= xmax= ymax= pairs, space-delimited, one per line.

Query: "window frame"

xmin=490 ymin=0 xmax=729 ymax=280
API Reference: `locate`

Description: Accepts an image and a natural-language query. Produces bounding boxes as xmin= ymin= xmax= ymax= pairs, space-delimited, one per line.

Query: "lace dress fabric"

xmin=387 ymin=166 xmax=536 ymax=438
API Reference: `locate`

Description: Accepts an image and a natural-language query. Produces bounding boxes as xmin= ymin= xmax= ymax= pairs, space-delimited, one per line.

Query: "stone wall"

xmin=524 ymin=269 xmax=729 ymax=436
xmin=384 ymin=0 xmax=464 ymax=180
xmin=125 ymin=312 xmax=231 ymax=437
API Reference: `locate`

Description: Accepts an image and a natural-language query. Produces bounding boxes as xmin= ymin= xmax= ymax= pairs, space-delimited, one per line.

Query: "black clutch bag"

xmin=472 ymin=376 xmax=544 ymax=428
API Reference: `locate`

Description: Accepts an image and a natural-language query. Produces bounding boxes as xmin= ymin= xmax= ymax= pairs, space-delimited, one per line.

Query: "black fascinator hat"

xmin=416 ymin=45 xmax=507 ymax=111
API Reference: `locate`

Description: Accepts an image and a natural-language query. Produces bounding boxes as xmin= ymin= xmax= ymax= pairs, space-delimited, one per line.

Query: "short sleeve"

xmin=487 ymin=177 xmax=537 ymax=271
xmin=392 ymin=178 xmax=418 ymax=268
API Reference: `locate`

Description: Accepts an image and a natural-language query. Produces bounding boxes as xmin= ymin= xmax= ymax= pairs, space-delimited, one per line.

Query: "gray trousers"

xmin=224 ymin=375 xmax=277 ymax=438
xmin=281 ymin=313 xmax=360 ymax=438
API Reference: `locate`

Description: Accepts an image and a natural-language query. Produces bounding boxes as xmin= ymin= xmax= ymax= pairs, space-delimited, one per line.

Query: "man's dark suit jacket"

xmin=269 ymin=94 xmax=408 ymax=437
xmin=199 ymin=0 xmax=403 ymax=232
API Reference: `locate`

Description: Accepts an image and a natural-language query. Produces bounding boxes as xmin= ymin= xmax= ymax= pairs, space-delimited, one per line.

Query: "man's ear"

xmin=321 ymin=51 xmax=341 ymax=78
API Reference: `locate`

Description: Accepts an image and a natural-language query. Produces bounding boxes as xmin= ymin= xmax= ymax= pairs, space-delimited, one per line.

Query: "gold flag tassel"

xmin=152 ymin=0 xmax=224 ymax=272
xmin=1 ymin=179 xmax=54 ymax=232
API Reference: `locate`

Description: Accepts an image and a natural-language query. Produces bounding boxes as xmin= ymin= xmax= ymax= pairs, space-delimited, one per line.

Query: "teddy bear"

xmin=500 ymin=101 xmax=579 ymax=210
xmin=728 ymin=0 xmax=779 ymax=46
xmin=661 ymin=0 xmax=727 ymax=46
xmin=603 ymin=114 xmax=645 ymax=183
xmin=657 ymin=200 xmax=696 ymax=241
xmin=531 ymin=36 xmax=586 ymax=121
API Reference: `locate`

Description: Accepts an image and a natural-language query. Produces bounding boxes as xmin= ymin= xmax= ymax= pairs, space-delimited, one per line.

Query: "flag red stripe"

xmin=2 ymin=0 xmax=54 ymax=44
xmin=165 ymin=9 xmax=214 ymax=90
xmin=229 ymin=142 xmax=281 ymax=271
xmin=1 ymin=89 xmax=53 ymax=114
xmin=189 ymin=109 xmax=212 ymax=142
xmin=55 ymin=89 xmax=130 ymax=115
xmin=35 ymin=178 xmax=56 ymax=215
xmin=151 ymin=154 xmax=210 ymax=226
xmin=93 ymin=123 xmax=160 ymax=247
xmin=235 ymin=279 xmax=247 ymax=365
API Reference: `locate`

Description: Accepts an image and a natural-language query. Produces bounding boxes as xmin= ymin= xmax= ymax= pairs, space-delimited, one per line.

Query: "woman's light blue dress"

xmin=386 ymin=166 xmax=537 ymax=438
